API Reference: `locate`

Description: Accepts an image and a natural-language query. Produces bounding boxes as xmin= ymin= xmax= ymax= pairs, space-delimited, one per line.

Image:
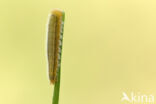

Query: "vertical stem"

xmin=52 ymin=67 xmax=61 ymax=104
xmin=52 ymin=11 xmax=65 ymax=104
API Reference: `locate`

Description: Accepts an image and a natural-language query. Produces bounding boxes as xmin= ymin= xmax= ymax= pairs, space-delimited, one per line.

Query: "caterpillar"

xmin=47 ymin=9 xmax=65 ymax=84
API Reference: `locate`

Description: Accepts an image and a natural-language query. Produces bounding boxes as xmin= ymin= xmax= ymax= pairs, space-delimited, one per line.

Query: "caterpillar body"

xmin=47 ymin=9 xmax=65 ymax=84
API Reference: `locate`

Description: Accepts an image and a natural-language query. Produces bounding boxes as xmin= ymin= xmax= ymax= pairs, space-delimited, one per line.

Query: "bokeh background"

xmin=0 ymin=0 xmax=156 ymax=104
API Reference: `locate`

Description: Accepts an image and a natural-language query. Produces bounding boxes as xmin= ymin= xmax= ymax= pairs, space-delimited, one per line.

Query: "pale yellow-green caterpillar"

xmin=47 ymin=9 xmax=65 ymax=84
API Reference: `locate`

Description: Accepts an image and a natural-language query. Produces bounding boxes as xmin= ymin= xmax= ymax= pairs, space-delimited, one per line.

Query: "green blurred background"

xmin=0 ymin=0 xmax=156 ymax=104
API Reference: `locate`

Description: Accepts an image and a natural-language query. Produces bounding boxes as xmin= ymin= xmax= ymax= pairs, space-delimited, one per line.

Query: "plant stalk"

xmin=52 ymin=67 xmax=61 ymax=104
